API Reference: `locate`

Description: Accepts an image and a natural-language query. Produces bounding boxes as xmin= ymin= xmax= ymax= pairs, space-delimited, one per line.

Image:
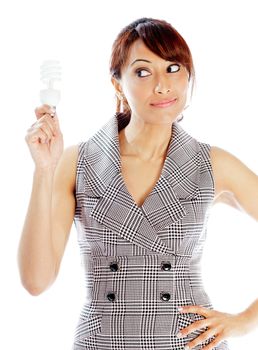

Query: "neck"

xmin=119 ymin=116 xmax=174 ymax=161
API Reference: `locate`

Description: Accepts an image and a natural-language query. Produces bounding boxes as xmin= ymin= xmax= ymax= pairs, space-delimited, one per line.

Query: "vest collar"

xmin=84 ymin=113 xmax=201 ymax=256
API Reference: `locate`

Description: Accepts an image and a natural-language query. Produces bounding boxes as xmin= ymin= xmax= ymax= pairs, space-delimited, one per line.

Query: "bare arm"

xmin=17 ymin=145 xmax=78 ymax=295
xmin=210 ymin=146 xmax=258 ymax=221
xmin=210 ymin=145 xmax=258 ymax=332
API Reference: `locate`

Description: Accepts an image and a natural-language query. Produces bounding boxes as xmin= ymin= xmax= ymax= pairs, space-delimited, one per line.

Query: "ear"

xmin=111 ymin=76 xmax=123 ymax=95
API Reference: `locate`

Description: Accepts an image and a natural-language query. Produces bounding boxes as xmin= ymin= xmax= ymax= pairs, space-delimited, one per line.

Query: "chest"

xmin=120 ymin=155 xmax=165 ymax=207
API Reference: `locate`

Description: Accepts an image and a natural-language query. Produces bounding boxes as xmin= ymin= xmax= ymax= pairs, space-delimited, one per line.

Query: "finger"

xmin=186 ymin=329 xmax=217 ymax=349
xmin=29 ymin=118 xmax=54 ymax=141
xmin=180 ymin=305 xmax=212 ymax=317
xmin=33 ymin=107 xmax=61 ymax=137
xmin=50 ymin=112 xmax=62 ymax=136
xmin=49 ymin=105 xmax=56 ymax=117
xmin=200 ymin=334 xmax=224 ymax=350
xmin=40 ymin=114 xmax=57 ymax=135
xmin=179 ymin=319 xmax=209 ymax=337
xmin=38 ymin=123 xmax=53 ymax=141
xmin=51 ymin=110 xmax=60 ymax=126
xmin=33 ymin=113 xmax=58 ymax=138
xmin=40 ymin=110 xmax=60 ymax=135
xmin=34 ymin=104 xmax=56 ymax=119
xmin=26 ymin=127 xmax=49 ymax=144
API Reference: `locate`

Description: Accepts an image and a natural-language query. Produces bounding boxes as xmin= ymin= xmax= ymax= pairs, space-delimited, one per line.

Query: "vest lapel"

xmin=84 ymin=113 xmax=201 ymax=256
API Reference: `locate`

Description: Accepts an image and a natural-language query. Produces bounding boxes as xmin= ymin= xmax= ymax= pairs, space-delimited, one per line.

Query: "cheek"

xmin=180 ymin=75 xmax=190 ymax=92
xmin=124 ymin=84 xmax=147 ymax=104
xmin=182 ymin=83 xmax=189 ymax=94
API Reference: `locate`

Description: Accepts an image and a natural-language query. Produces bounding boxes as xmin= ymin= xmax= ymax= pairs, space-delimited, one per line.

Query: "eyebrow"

xmin=130 ymin=58 xmax=177 ymax=67
xmin=130 ymin=59 xmax=152 ymax=66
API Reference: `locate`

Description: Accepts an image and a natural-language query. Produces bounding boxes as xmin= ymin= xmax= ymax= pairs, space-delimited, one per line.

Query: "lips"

xmin=150 ymin=98 xmax=177 ymax=107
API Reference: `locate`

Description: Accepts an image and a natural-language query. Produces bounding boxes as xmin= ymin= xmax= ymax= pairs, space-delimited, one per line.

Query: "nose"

xmin=154 ymin=79 xmax=171 ymax=94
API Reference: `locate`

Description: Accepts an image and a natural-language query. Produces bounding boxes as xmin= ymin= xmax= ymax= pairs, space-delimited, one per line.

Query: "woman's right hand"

xmin=25 ymin=104 xmax=64 ymax=170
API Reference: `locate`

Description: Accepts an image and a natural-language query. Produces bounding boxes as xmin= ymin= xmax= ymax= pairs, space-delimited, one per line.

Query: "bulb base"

xmin=40 ymin=88 xmax=61 ymax=107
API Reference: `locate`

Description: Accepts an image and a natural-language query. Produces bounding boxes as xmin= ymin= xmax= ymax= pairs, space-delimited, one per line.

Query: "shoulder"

xmin=61 ymin=144 xmax=80 ymax=168
xmin=210 ymin=145 xmax=251 ymax=191
xmin=54 ymin=144 xmax=80 ymax=193
xmin=210 ymin=145 xmax=246 ymax=195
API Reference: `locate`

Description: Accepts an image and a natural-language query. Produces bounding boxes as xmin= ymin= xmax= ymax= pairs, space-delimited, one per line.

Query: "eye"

xmin=135 ymin=63 xmax=181 ymax=78
xmin=135 ymin=69 xmax=150 ymax=78
xmin=168 ymin=63 xmax=180 ymax=73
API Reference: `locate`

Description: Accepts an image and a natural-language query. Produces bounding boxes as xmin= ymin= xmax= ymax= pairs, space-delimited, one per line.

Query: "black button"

xmin=161 ymin=261 xmax=171 ymax=271
xmin=109 ymin=262 xmax=118 ymax=272
xmin=106 ymin=292 xmax=116 ymax=302
xmin=160 ymin=292 xmax=171 ymax=301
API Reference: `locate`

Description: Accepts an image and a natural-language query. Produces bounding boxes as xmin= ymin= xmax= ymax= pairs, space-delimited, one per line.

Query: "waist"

xmin=82 ymin=255 xmax=212 ymax=315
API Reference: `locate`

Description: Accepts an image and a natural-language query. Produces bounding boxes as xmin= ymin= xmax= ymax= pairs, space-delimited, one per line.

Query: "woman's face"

xmin=112 ymin=38 xmax=190 ymax=124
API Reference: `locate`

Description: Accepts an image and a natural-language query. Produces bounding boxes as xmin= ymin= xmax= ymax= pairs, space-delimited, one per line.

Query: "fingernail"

xmin=49 ymin=107 xmax=56 ymax=116
xmin=184 ymin=346 xmax=190 ymax=350
xmin=177 ymin=332 xmax=183 ymax=338
xmin=178 ymin=307 xmax=183 ymax=312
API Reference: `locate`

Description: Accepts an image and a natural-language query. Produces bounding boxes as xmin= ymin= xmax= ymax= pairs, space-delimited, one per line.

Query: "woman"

xmin=18 ymin=17 xmax=258 ymax=350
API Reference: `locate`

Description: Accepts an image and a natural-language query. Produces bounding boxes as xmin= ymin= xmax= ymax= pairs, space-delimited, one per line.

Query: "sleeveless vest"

xmin=72 ymin=113 xmax=229 ymax=350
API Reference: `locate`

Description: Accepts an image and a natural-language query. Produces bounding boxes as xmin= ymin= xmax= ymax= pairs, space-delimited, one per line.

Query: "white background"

xmin=0 ymin=0 xmax=258 ymax=349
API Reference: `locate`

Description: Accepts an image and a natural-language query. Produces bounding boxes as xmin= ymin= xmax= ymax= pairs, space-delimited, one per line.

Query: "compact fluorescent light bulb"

xmin=40 ymin=60 xmax=62 ymax=108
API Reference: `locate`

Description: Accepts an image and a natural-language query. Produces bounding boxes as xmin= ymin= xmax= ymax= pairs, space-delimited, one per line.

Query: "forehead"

xmin=125 ymin=39 xmax=165 ymax=65
xmin=120 ymin=38 xmax=189 ymax=79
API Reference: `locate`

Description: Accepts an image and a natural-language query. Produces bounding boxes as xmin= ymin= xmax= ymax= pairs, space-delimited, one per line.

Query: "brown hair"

xmin=109 ymin=17 xmax=195 ymax=122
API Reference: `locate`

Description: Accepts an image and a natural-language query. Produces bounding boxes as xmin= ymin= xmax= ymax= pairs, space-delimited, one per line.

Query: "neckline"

xmin=117 ymin=121 xmax=175 ymax=211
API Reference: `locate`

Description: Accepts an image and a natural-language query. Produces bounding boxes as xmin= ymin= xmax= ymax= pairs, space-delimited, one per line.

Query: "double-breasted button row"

xmin=107 ymin=262 xmax=118 ymax=302
xmin=106 ymin=291 xmax=171 ymax=303
xmin=106 ymin=260 xmax=172 ymax=302
xmin=160 ymin=261 xmax=171 ymax=301
xmin=109 ymin=261 xmax=172 ymax=272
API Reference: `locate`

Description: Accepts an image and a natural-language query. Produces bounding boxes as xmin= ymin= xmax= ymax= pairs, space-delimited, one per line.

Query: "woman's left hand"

xmin=177 ymin=305 xmax=251 ymax=350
